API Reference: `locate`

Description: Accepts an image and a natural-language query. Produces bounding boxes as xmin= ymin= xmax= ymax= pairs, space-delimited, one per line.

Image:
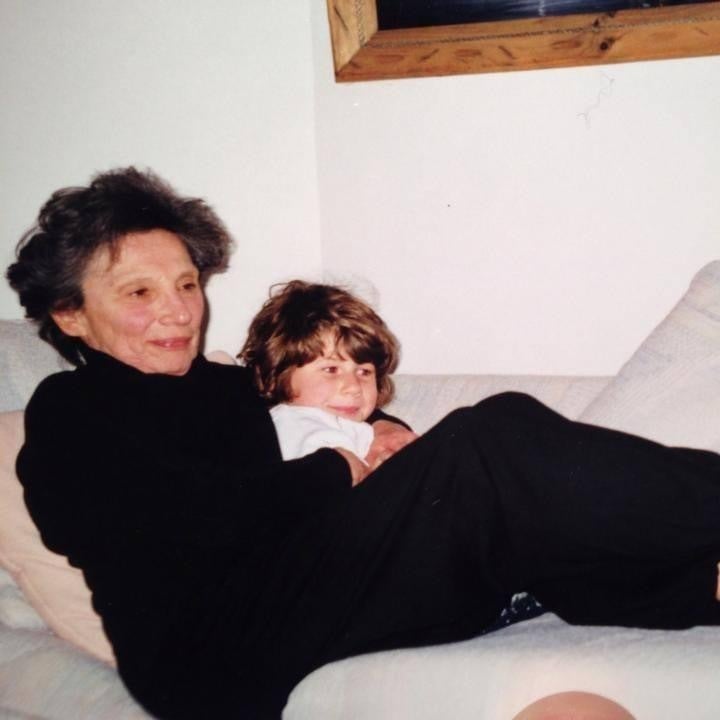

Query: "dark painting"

xmin=377 ymin=0 xmax=715 ymax=27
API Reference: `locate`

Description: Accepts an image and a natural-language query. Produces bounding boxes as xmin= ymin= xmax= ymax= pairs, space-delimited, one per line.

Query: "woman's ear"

xmin=51 ymin=308 xmax=88 ymax=338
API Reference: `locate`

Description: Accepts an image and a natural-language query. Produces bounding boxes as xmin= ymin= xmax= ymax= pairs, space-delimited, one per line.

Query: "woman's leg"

xmin=133 ymin=404 xmax=517 ymax=719
xmin=235 ymin=407 xmax=519 ymax=715
xmin=141 ymin=393 xmax=720 ymax=718
xmin=325 ymin=391 xmax=720 ymax=642
xmin=453 ymin=393 xmax=720 ymax=629
xmin=242 ymin=394 xmax=720 ymax=715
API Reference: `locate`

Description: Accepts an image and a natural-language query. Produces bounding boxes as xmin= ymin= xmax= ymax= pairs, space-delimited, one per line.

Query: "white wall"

xmin=2 ymin=1 xmax=719 ymax=376
xmin=0 ymin=0 xmax=322 ymax=355
xmin=311 ymin=3 xmax=720 ymax=375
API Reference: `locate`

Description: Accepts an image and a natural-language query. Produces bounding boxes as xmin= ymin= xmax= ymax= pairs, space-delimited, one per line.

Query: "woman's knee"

xmin=476 ymin=391 xmax=544 ymax=412
xmin=469 ymin=392 xmax=551 ymax=427
xmin=423 ymin=394 xmax=540 ymax=443
xmin=422 ymin=393 xmax=557 ymax=462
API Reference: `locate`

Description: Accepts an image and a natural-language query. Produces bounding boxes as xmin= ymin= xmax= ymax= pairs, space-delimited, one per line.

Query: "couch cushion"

xmin=286 ymin=612 xmax=720 ymax=720
xmin=0 ymin=320 xmax=69 ymax=412
xmin=580 ymin=261 xmax=720 ymax=450
xmin=0 ymin=566 xmax=45 ymax=630
xmin=0 ymin=410 xmax=115 ymax=665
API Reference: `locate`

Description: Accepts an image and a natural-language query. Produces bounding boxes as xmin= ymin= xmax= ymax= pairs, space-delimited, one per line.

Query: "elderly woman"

xmin=7 ymin=168 xmax=720 ymax=720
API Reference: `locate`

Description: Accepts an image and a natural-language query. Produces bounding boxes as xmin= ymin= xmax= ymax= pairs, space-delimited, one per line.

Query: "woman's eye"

xmin=129 ymin=288 xmax=148 ymax=298
xmin=181 ymin=281 xmax=198 ymax=292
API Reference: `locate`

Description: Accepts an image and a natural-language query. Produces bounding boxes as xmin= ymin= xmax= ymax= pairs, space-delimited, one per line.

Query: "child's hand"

xmin=334 ymin=447 xmax=370 ymax=486
xmin=366 ymin=420 xmax=418 ymax=469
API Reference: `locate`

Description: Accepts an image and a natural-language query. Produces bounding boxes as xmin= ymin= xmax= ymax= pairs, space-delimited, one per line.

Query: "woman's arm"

xmin=18 ymin=373 xmax=353 ymax=558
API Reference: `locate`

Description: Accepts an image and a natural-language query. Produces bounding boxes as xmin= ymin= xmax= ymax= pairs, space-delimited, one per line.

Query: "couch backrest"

xmin=386 ymin=374 xmax=611 ymax=432
xmin=0 ymin=320 xmax=70 ymax=412
xmin=0 ymin=319 xmax=612 ymax=422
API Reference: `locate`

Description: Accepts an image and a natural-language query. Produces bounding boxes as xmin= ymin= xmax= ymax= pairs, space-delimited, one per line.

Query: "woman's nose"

xmin=160 ymin=293 xmax=192 ymax=324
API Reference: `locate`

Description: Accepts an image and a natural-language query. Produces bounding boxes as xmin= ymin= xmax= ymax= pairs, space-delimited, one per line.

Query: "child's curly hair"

xmin=239 ymin=280 xmax=400 ymax=407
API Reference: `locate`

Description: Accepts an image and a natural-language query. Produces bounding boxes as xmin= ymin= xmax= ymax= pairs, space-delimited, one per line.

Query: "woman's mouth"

xmin=150 ymin=337 xmax=193 ymax=350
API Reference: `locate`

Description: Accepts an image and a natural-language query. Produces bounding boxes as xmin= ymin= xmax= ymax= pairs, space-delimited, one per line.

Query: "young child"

xmin=239 ymin=280 xmax=400 ymax=465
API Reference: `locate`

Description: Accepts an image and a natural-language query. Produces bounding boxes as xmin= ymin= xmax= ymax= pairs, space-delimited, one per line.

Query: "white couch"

xmin=3 ymin=261 xmax=720 ymax=719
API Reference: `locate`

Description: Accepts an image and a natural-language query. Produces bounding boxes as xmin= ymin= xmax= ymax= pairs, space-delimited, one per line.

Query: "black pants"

xmin=137 ymin=393 xmax=720 ymax=719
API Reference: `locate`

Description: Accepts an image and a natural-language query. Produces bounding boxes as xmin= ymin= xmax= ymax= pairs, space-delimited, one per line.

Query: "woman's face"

xmin=53 ymin=229 xmax=205 ymax=376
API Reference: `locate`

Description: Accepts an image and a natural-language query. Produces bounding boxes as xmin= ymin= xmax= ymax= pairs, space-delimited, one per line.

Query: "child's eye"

xmin=322 ymin=365 xmax=338 ymax=374
xmin=358 ymin=366 xmax=376 ymax=377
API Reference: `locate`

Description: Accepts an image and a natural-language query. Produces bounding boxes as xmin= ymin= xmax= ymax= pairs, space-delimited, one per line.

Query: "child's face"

xmin=288 ymin=333 xmax=378 ymax=422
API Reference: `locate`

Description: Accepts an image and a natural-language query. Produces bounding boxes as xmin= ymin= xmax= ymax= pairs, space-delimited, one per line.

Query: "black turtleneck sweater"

xmin=17 ymin=347 xmax=370 ymax=713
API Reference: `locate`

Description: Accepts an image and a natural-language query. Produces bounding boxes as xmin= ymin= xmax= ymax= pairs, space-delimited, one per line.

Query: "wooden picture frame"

xmin=326 ymin=0 xmax=720 ymax=80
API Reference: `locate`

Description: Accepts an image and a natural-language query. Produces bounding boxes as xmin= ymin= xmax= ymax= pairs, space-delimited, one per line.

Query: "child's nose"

xmin=342 ymin=374 xmax=361 ymax=394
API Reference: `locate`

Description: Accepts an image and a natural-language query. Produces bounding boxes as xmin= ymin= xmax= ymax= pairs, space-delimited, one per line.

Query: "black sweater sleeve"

xmin=18 ymin=368 xmax=352 ymax=560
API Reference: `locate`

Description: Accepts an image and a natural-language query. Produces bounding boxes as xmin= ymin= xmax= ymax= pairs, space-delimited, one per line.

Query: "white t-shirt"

xmin=269 ymin=404 xmax=374 ymax=462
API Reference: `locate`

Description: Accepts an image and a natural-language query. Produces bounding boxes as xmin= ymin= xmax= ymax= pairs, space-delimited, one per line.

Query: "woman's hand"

xmin=366 ymin=420 xmax=418 ymax=470
xmin=334 ymin=447 xmax=370 ymax=486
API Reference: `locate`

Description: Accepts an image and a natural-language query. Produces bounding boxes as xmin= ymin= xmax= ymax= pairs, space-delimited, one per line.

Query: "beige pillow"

xmin=580 ymin=261 xmax=720 ymax=450
xmin=0 ymin=410 xmax=115 ymax=665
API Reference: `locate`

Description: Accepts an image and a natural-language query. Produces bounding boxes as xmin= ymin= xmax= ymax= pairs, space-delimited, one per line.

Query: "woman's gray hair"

xmin=6 ymin=167 xmax=233 ymax=365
